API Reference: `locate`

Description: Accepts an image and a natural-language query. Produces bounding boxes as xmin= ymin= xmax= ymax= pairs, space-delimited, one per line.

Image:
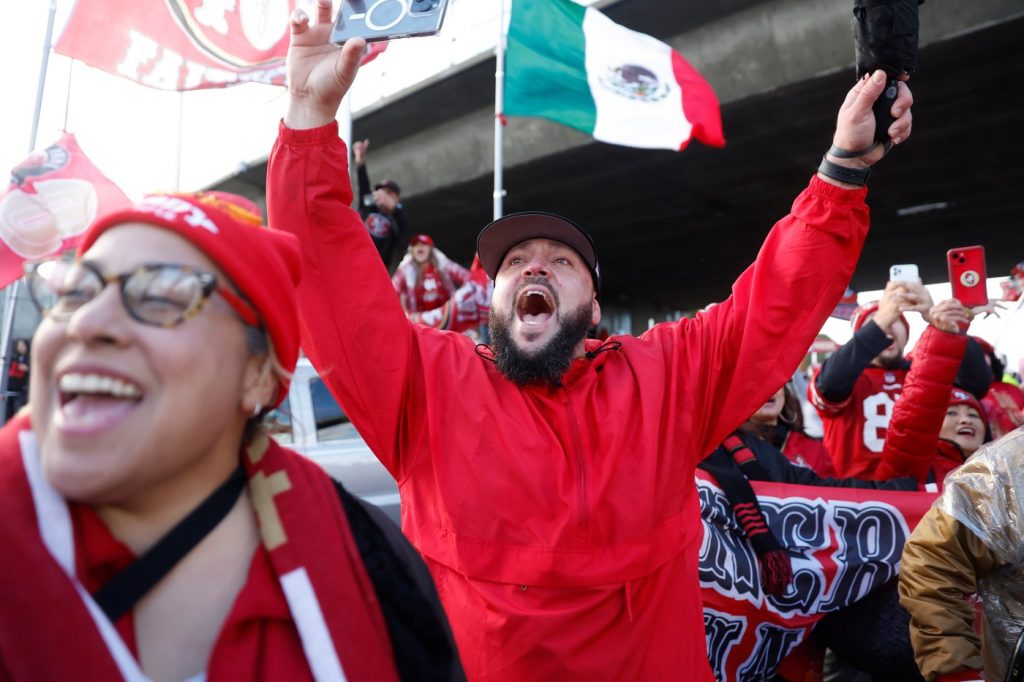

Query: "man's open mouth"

xmin=516 ymin=288 xmax=554 ymax=324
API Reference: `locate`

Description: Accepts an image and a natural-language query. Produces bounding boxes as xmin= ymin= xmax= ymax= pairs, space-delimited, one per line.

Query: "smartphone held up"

xmin=331 ymin=0 xmax=451 ymax=44
xmin=947 ymin=245 xmax=988 ymax=308
xmin=889 ymin=264 xmax=919 ymax=284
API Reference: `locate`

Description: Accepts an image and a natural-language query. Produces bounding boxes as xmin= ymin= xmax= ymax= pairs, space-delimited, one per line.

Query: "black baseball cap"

xmin=374 ymin=179 xmax=401 ymax=194
xmin=476 ymin=211 xmax=601 ymax=297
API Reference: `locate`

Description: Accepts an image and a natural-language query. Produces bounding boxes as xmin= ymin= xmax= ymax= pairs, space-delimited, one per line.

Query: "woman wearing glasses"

xmin=0 ymin=192 xmax=461 ymax=681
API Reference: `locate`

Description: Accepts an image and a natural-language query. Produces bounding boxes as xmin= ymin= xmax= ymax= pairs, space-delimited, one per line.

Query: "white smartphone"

xmin=890 ymin=264 xmax=919 ymax=283
xmin=331 ymin=0 xmax=451 ymax=44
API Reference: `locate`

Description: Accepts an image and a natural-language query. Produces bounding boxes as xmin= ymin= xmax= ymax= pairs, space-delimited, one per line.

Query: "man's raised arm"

xmin=653 ymin=70 xmax=915 ymax=458
xmin=266 ymin=1 xmax=423 ymax=477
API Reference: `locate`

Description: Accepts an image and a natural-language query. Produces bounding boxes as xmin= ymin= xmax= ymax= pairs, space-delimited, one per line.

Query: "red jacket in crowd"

xmin=877 ymin=326 xmax=969 ymax=487
xmin=267 ymin=121 xmax=870 ymax=681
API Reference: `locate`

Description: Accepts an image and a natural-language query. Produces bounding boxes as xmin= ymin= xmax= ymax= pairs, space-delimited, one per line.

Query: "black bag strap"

xmin=91 ymin=464 xmax=247 ymax=623
xmin=331 ymin=479 xmax=463 ymax=682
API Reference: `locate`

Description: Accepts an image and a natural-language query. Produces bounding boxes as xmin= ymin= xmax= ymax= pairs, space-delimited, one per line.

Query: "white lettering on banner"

xmin=862 ymin=392 xmax=897 ymax=453
xmin=195 ymin=0 xmax=236 ymax=35
xmin=118 ymin=29 xmax=286 ymax=90
xmin=143 ymin=47 xmax=185 ymax=90
xmin=703 ymin=609 xmax=745 ymax=682
xmin=117 ymin=31 xmax=159 ymax=81
xmin=698 ymin=478 xmax=912 ymax=678
xmin=737 ymin=624 xmax=804 ymax=682
xmin=140 ymin=197 xmax=219 ymax=233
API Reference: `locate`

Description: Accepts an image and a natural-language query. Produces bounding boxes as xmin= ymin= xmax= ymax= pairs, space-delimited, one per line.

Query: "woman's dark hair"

xmin=781 ymin=383 xmax=806 ymax=434
xmin=741 ymin=382 xmax=807 ymax=441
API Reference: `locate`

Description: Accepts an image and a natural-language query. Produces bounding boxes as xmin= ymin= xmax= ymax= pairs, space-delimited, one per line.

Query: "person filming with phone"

xmin=810 ymin=273 xmax=992 ymax=479
xmin=268 ymin=1 xmax=914 ymax=678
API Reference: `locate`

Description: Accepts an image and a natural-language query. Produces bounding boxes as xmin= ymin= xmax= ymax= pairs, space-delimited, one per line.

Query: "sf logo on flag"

xmin=169 ymin=0 xmax=292 ymax=67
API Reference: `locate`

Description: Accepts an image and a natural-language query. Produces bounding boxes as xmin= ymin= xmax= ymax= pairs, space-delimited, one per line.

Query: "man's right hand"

xmin=284 ymin=0 xmax=366 ymax=130
xmin=874 ymin=280 xmax=910 ymax=333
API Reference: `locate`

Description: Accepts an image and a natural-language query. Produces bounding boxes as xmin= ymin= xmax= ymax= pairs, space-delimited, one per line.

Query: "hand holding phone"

xmin=331 ymin=0 xmax=451 ymax=44
xmin=947 ymin=245 xmax=988 ymax=308
xmin=889 ymin=264 xmax=919 ymax=283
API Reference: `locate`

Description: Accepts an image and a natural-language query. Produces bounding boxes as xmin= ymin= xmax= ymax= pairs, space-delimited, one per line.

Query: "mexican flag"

xmin=505 ymin=0 xmax=725 ymax=152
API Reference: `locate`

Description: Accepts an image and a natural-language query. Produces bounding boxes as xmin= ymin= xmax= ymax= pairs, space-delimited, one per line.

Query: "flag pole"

xmin=28 ymin=0 xmax=58 ymax=153
xmin=2 ymin=0 xmax=58 ymax=420
xmin=340 ymin=92 xmax=353 ymax=167
xmin=174 ymin=90 xmax=185 ymax=189
xmin=63 ymin=59 xmax=75 ymax=130
xmin=493 ymin=0 xmax=507 ymax=220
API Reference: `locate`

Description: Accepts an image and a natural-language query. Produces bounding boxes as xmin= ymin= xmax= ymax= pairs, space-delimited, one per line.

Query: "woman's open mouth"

xmin=956 ymin=425 xmax=977 ymax=438
xmin=55 ymin=372 xmax=144 ymax=435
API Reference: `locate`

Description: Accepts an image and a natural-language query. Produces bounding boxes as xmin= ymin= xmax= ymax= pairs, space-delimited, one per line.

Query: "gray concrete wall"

xmin=356 ymin=0 xmax=1022 ymax=202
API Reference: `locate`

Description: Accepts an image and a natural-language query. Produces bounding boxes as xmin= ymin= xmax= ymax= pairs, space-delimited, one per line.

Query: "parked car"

xmin=266 ymin=358 xmax=400 ymax=523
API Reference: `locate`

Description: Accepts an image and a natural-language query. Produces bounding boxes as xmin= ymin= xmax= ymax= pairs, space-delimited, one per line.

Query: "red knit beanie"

xmin=850 ymin=300 xmax=909 ymax=335
xmin=78 ymin=192 xmax=301 ymax=405
xmin=948 ymin=387 xmax=987 ymax=428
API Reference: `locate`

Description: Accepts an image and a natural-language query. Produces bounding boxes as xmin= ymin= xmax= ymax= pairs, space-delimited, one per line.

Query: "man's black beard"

xmin=875 ymin=351 xmax=904 ymax=370
xmin=490 ymin=302 xmax=593 ymax=387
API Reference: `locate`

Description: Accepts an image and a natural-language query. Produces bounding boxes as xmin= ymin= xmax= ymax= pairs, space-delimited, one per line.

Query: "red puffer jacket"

xmin=268 ymin=121 xmax=870 ymax=681
xmin=878 ymin=326 xmax=969 ymax=487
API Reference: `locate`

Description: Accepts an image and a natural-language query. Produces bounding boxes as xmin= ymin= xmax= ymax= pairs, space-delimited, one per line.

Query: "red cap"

xmin=850 ymin=301 xmax=909 ymax=335
xmin=79 ymin=192 xmax=301 ymax=406
xmin=410 ymin=234 xmax=434 ymax=247
xmin=948 ymin=387 xmax=987 ymax=428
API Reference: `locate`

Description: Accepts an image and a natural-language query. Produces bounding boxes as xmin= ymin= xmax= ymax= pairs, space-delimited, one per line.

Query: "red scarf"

xmin=0 ymin=415 xmax=400 ymax=681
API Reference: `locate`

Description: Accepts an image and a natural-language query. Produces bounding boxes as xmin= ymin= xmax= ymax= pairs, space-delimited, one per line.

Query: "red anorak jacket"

xmin=878 ymin=326 xmax=970 ymax=487
xmin=267 ymin=122 xmax=870 ymax=681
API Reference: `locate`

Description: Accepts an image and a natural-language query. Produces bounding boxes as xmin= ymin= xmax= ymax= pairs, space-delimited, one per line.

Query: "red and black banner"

xmin=697 ymin=471 xmax=936 ymax=680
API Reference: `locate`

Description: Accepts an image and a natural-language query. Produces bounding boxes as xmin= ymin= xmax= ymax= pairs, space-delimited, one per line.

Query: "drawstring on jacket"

xmin=585 ymin=339 xmax=622 ymax=360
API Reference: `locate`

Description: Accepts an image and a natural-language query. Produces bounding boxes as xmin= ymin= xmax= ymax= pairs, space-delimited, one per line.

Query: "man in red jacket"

xmin=268 ymin=2 xmax=914 ymax=679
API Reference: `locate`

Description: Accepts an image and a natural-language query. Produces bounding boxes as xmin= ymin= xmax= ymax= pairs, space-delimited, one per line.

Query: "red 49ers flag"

xmin=697 ymin=471 xmax=937 ymax=681
xmin=53 ymin=0 xmax=388 ymax=91
xmin=0 ymin=133 xmax=131 ymax=287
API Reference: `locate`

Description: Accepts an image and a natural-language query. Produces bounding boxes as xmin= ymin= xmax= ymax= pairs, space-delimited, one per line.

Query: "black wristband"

xmin=818 ymin=155 xmax=871 ymax=187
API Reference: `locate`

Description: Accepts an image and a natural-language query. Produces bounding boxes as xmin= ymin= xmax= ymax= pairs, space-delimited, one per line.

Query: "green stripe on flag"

xmin=505 ymin=0 xmax=597 ymax=134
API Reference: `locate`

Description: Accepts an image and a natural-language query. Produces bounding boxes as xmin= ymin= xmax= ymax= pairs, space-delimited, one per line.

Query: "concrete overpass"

xmin=217 ymin=0 xmax=1024 ymax=328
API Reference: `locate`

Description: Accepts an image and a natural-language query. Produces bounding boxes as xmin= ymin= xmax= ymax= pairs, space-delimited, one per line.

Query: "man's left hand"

xmin=829 ymin=70 xmax=913 ymax=169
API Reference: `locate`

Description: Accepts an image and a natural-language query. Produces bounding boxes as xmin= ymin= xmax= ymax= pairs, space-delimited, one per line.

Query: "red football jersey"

xmin=810 ymin=365 xmax=906 ymax=478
